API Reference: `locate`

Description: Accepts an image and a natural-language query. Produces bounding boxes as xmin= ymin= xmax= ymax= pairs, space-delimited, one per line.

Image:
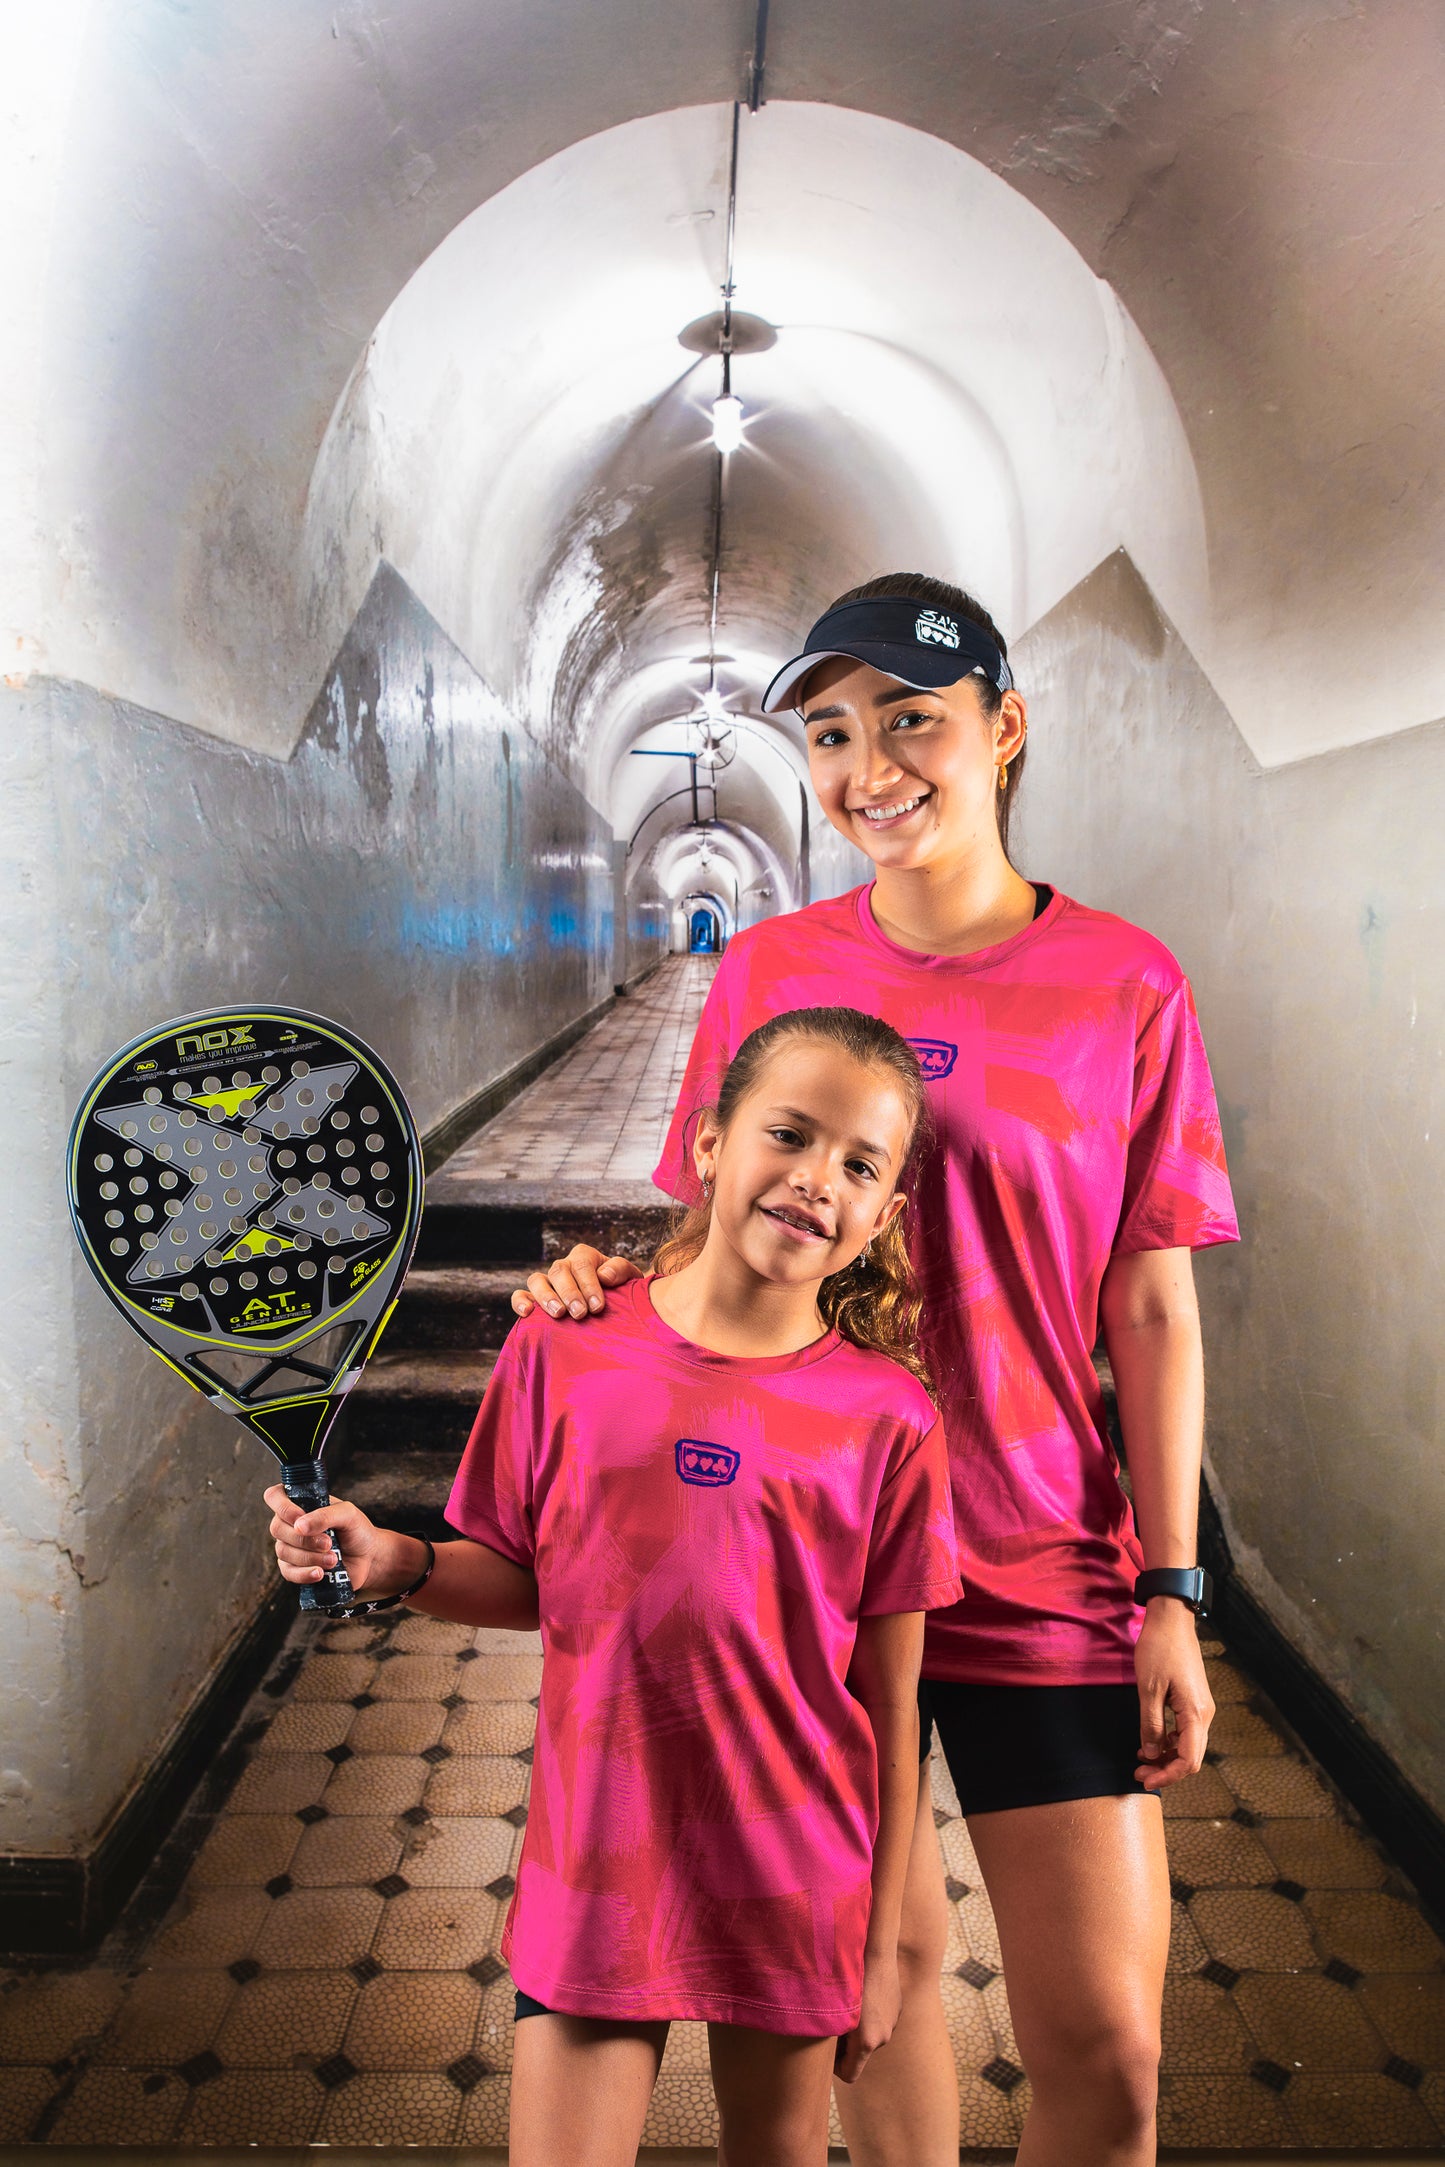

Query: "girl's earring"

xmin=998 ymin=760 xmax=1009 ymax=792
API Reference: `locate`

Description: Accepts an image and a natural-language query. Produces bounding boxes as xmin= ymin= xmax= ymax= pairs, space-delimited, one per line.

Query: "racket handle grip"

xmin=283 ymin=1459 xmax=356 ymax=1615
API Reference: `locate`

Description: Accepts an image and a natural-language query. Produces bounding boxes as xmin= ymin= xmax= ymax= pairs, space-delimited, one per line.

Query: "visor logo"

xmin=915 ymin=610 xmax=959 ymax=649
xmin=906 ymin=1037 xmax=958 ymax=1079
xmin=675 ymin=1438 xmax=740 ymax=1488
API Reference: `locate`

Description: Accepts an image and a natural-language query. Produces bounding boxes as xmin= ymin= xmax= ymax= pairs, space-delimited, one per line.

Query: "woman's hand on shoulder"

xmin=510 ymin=1243 xmax=641 ymax=1321
xmin=1134 ymin=1598 xmax=1216 ymax=1789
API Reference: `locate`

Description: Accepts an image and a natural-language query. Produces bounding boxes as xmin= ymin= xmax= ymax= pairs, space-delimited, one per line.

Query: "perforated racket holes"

xmin=143 ymin=1087 xmax=162 ymax=1105
xmin=94 ymin=1154 xmax=114 ymax=1171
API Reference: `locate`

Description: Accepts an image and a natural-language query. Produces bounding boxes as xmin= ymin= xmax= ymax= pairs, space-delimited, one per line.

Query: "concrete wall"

xmin=1014 ymin=552 xmax=1445 ymax=1815
xmin=1 ymin=561 xmax=614 ymax=1860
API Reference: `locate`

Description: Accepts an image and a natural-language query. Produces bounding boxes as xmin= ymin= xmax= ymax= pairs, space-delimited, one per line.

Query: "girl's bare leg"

xmin=709 ymin=2022 xmax=838 ymax=2167
xmin=969 ymin=1793 xmax=1170 ymax=2167
xmin=509 ymin=2012 xmax=668 ymax=2167
xmin=831 ymin=1761 xmax=960 ymax=2167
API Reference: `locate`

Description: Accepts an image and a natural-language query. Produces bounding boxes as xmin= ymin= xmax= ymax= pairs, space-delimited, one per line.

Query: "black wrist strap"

xmin=1134 ymin=1566 xmax=1212 ymax=1616
xmin=343 ymin=1535 xmax=437 ymax=1617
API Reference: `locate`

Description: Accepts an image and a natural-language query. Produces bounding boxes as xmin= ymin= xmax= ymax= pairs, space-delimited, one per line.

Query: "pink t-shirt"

xmin=654 ymin=886 xmax=1239 ymax=1687
xmin=446 ymin=1274 xmax=959 ymax=2033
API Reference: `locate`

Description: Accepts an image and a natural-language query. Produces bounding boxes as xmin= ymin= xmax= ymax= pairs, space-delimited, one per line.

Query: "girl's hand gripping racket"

xmin=66 ymin=1007 xmax=424 ymax=1613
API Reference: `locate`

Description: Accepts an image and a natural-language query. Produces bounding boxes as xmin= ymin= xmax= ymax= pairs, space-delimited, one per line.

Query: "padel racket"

xmin=67 ymin=1007 xmax=424 ymax=1612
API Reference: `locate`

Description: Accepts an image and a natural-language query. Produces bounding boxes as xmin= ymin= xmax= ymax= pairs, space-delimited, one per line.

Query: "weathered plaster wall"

xmin=1014 ymin=553 xmax=1445 ymax=1814
xmin=2 ymin=562 xmax=614 ymax=1857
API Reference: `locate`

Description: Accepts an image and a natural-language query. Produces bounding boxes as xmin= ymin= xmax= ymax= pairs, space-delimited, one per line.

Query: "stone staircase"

xmin=337 ymin=1192 xmax=671 ymax=1535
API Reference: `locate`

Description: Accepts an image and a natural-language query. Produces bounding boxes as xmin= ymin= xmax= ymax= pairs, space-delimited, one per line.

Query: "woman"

xmin=514 ymin=574 xmax=1238 ymax=2166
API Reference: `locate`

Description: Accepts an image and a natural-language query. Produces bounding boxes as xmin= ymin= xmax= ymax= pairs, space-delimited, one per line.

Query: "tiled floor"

xmin=6 ymin=957 xmax=1444 ymax=2153
xmin=2 ymin=1614 xmax=1442 ymax=2150
xmin=431 ymin=957 xmax=717 ymax=1200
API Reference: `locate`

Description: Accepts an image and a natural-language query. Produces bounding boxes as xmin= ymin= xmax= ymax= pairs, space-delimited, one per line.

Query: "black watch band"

xmin=1134 ymin=1566 xmax=1212 ymax=1616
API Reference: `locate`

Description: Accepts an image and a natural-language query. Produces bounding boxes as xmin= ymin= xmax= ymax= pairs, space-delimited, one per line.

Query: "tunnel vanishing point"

xmin=3 ymin=0 xmax=1443 ymax=2029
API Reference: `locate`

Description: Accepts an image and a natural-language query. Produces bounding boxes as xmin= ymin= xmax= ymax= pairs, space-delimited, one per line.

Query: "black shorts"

xmin=917 ymin=1678 xmax=1146 ymax=1816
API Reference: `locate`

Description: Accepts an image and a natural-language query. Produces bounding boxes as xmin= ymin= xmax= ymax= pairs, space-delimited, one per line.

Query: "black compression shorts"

xmin=917 ymin=1678 xmax=1147 ymax=1815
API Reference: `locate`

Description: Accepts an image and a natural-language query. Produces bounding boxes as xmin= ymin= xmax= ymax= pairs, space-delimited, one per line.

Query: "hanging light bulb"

xmin=711 ymin=392 xmax=745 ymax=455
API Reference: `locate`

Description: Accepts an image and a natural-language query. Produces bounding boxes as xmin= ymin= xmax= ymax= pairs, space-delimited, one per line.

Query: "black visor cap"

xmin=761 ymin=597 xmax=1013 ymax=715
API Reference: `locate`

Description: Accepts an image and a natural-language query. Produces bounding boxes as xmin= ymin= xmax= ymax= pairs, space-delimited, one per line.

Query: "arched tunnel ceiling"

xmin=7 ymin=0 xmax=1445 ymax=770
xmin=306 ymin=101 xmax=1205 ymax=876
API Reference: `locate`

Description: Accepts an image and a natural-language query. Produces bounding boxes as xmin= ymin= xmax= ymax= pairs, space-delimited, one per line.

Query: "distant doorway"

xmin=688 ymin=906 xmax=720 ymax=953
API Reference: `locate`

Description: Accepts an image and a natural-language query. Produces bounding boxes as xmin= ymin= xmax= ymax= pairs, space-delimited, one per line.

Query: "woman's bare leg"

xmin=509 ymin=2012 xmax=668 ymax=2167
xmin=969 ymin=1793 xmax=1170 ymax=2167
xmin=830 ymin=1761 xmax=960 ymax=2167
xmin=709 ymin=2022 xmax=837 ymax=2167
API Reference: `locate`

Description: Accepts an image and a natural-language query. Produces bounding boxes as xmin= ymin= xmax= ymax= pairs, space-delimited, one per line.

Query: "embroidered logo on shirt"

xmin=674 ymin=1439 xmax=740 ymax=1488
xmin=914 ymin=609 xmax=960 ymax=649
xmin=906 ymin=1037 xmax=958 ymax=1080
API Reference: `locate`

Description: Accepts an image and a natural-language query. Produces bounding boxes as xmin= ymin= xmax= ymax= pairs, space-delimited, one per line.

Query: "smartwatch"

xmin=1134 ymin=1566 xmax=1213 ymax=1616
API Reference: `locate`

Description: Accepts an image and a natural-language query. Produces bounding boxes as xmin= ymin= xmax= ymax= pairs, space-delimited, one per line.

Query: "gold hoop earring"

xmin=998 ymin=761 xmax=1009 ymax=792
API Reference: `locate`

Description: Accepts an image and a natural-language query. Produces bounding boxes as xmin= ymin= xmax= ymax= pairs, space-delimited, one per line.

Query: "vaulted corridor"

xmin=5 ymin=2 xmax=1445 ymax=2157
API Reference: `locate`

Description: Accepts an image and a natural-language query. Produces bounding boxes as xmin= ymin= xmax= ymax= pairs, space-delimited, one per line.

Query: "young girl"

xmin=517 ymin=574 xmax=1239 ymax=2167
xmin=266 ymin=1005 xmax=961 ymax=2167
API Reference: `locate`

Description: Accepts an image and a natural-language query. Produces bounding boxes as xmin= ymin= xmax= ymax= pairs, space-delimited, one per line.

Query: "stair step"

xmin=342 ymin=1450 xmax=459 ymax=1538
xmin=389 ymin=1265 xmax=527 ymax=1351
xmin=345 ymin=1351 xmax=495 ymax=1456
xmin=415 ymin=1198 xmax=672 ymax=1268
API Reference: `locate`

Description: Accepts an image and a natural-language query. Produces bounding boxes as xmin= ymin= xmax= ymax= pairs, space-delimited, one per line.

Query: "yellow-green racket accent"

xmin=67 ymin=1007 xmax=425 ymax=1613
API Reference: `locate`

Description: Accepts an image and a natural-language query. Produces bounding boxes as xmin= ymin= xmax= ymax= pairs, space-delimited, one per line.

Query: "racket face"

xmin=67 ymin=1007 xmax=424 ymax=1463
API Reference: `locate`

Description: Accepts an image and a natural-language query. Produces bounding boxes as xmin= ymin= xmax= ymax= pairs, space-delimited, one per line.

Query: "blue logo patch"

xmin=906 ymin=1037 xmax=958 ymax=1080
xmin=674 ymin=1438 xmax=740 ymax=1488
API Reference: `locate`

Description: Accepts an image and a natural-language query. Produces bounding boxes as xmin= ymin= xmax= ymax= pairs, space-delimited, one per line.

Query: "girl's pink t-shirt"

xmin=654 ymin=886 xmax=1239 ymax=1688
xmin=446 ymin=1275 xmax=959 ymax=2034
